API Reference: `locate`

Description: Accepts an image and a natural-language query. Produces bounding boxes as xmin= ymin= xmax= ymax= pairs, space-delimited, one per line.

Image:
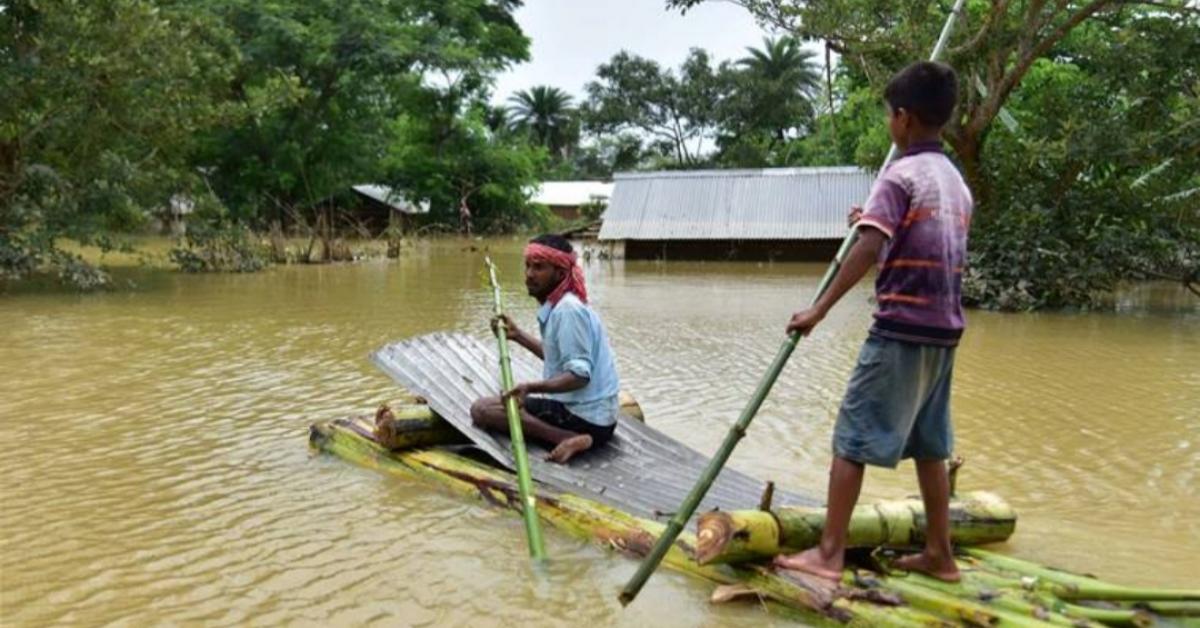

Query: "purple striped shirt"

xmin=856 ymin=142 xmax=973 ymax=346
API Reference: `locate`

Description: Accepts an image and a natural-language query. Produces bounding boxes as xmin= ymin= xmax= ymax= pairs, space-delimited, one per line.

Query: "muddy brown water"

xmin=2 ymin=238 xmax=1197 ymax=626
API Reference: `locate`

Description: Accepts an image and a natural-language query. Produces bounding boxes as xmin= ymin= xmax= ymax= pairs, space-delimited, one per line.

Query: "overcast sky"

xmin=491 ymin=0 xmax=778 ymax=104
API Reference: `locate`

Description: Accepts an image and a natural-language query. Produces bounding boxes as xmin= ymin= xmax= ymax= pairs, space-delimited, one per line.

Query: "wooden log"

xmin=372 ymin=404 xmax=467 ymax=450
xmin=695 ymin=491 xmax=1016 ymax=565
xmin=370 ymin=390 xmax=645 ymax=452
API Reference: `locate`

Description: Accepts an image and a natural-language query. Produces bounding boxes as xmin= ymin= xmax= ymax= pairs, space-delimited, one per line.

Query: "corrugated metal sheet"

xmin=598 ymin=167 xmax=876 ymax=241
xmin=351 ymin=184 xmax=430 ymax=214
xmin=371 ymin=333 xmax=818 ymax=523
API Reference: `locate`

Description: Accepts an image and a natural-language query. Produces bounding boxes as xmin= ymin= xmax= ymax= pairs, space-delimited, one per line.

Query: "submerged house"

xmin=348 ymin=184 xmax=430 ymax=234
xmin=597 ymin=167 xmax=876 ymax=261
xmin=532 ymin=180 xmax=614 ymax=221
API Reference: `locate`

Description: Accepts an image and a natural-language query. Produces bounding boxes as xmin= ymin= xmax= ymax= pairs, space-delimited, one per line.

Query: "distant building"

xmin=349 ymin=184 xmax=430 ymax=234
xmin=532 ymin=181 xmax=614 ymax=221
xmin=148 ymin=194 xmax=196 ymax=236
xmin=597 ymin=167 xmax=875 ymax=261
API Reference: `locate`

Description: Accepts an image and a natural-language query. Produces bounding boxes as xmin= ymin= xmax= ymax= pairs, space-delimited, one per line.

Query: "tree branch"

xmin=966 ymin=0 xmax=1115 ymax=139
xmin=951 ymin=0 xmax=1010 ymax=56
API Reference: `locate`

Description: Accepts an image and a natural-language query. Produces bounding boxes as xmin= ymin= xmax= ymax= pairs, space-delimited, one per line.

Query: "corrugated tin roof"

xmin=352 ymin=184 xmax=430 ymax=214
xmin=370 ymin=333 xmax=817 ymax=522
xmin=532 ymin=180 xmax=614 ymax=206
xmin=598 ymin=167 xmax=875 ymax=241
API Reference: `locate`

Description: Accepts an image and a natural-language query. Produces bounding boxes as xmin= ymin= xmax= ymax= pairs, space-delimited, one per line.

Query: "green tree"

xmin=715 ymin=36 xmax=823 ymax=165
xmin=734 ymin=36 xmax=821 ymax=139
xmin=508 ymin=86 xmax=578 ymax=160
xmin=570 ymin=134 xmax=646 ymax=179
xmin=583 ymin=49 xmax=724 ymax=166
xmin=195 ymin=0 xmax=530 ymax=225
xmin=386 ymin=94 xmax=548 ymax=235
xmin=964 ymin=12 xmax=1200 ymax=308
xmin=1 ymin=0 xmax=237 ymax=287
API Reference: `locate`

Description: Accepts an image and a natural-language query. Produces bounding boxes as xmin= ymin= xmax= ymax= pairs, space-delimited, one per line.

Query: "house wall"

xmin=621 ymin=239 xmax=842 ymax=262
xmin=549 ymin=204 xmax=581 ymax=221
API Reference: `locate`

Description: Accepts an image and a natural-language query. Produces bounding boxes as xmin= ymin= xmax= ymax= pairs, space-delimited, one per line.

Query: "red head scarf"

xmin=524 ymin=242 xmax=587 ymax=306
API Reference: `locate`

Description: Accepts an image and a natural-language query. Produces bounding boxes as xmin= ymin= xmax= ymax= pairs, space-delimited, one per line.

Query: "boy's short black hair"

xmin=530 ymin=233 xmax=572 ymax=254
xmin=883 ymin=61 xmax=958 ymax=128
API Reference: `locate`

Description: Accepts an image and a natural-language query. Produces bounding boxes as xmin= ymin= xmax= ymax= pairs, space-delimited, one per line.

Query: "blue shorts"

xmin=833 ymin=335 xmax=956 ymax=468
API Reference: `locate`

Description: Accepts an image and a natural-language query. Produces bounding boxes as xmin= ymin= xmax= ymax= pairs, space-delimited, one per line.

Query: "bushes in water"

xmin=169 ymin=223 xmax=270 ymax=273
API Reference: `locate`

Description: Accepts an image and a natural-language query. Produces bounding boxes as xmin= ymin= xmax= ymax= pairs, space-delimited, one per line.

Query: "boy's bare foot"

xmin=546 ymin=434 xmax=592 ymax=464
xmin=772 ymin=548 xmax=843 ymax=582
xmin=892 ymin=551 xmax=961 ymax=582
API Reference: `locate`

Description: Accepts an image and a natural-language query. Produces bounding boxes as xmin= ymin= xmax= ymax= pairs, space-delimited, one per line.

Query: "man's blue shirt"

xmin=535 ymin=292 xmax=620 ymax=426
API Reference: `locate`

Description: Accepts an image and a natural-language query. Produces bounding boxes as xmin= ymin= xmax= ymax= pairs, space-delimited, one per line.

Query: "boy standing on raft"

xmin=775 ymin=61 xmax=972 ymax=583
xmin=470 ymin=234 xmax=621 ymax=464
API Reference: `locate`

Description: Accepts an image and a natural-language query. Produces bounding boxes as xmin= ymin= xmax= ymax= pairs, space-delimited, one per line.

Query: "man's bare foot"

xmin=892 ymin=551 xmax=961 ymax=582
xmin=772 ymin=547 xmax=843 ymax=582
xmin=546 ymin=434 xmax=592 ymax=464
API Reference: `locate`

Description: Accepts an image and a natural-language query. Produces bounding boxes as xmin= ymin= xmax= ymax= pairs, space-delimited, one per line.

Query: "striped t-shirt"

xmin=856 ymin=142 xmax=973 ymax=347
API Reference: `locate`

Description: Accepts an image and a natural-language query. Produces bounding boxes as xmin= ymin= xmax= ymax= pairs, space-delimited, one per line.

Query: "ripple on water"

xmin=1 ymin=242 xmax=1196 ymax=625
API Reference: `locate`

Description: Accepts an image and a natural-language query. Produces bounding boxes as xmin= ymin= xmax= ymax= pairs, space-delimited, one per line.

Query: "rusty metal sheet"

xmin=370 ymin=333 xmax=818 ymax=523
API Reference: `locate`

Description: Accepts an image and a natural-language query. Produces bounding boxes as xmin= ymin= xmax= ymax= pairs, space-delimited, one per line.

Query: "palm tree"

xmin=736 ymin=36 xmax=822 ymax=144
xmin=738 ymin=36 xmax=821 ymax=96
xmin=507 ymin=86 xmax=576 ymax=159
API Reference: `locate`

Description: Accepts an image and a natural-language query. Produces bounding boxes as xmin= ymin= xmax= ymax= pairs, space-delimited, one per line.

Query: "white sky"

xmin=491 ymin=0 xmax=778 ymax=104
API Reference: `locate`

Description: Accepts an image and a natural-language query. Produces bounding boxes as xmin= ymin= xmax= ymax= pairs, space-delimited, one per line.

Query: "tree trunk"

xmin=947 ymin=130 xmax=990 ymax=213
xmin=695 ymin=491 xmax=1016 ymax=565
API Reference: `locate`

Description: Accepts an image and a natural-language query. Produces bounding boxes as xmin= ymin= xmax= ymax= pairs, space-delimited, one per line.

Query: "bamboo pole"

xmin=484 ymin=256 xmax=546 ymax=560
xmin=696 ymin=491 xmax=1016 ymax=565
xmin=618 ymin=0 xmax=971 ymax=606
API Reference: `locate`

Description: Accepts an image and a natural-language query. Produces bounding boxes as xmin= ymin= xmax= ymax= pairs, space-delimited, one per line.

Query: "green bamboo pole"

xmin=618 ymin=0 xmax=970 ymax=606
xmin=484 ymin=256 xmax=547 ymax=560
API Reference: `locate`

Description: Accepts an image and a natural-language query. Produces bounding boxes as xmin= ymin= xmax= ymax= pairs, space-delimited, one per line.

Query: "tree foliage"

xmin=1 ymin=0 xmax=541 ymax=286
xmin=720 ymin=36 xmax=822 ymax=154
xmin=1 ymin=0 xmax=237 ymax=286
xmin=508 ymin=86 xmax=578 ymax=161
xmin=582 ymin=49 xmax=726 ymax=167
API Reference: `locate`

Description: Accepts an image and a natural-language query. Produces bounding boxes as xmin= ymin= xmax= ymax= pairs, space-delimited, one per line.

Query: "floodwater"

xmin=2 ymin=238 xmax=1197 ymax=627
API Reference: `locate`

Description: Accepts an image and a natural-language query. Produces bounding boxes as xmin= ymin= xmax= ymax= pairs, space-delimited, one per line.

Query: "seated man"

xmin=470 ymin=234 xmax=621 ymax=464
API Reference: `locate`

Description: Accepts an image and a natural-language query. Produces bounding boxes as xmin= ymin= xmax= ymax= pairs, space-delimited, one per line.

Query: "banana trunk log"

xmin=311 ymin=417 xmax=1198 ymax=626
xmin=696 ymin=491 xmax=1016 ymax=565
xmin=309 ymin=417 xmax=952 ymax=625
xmin=373 ymin=392 xmax=645 ymax=451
